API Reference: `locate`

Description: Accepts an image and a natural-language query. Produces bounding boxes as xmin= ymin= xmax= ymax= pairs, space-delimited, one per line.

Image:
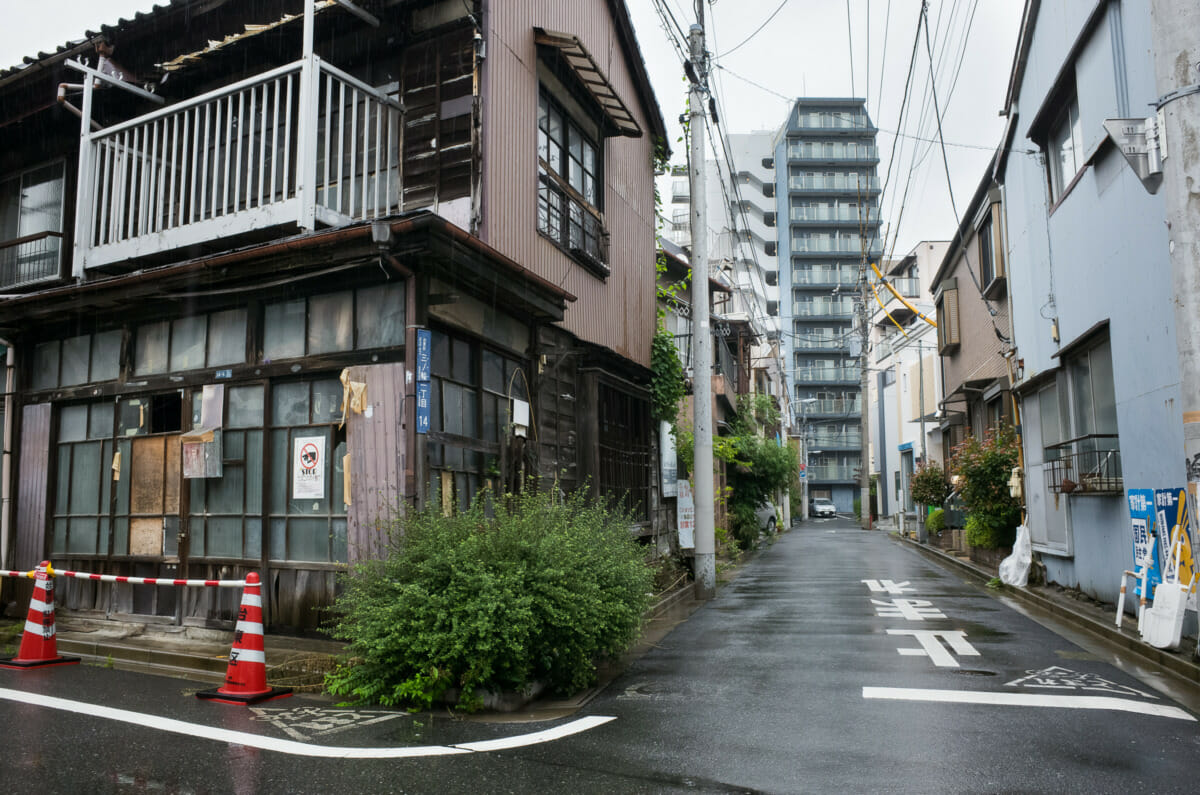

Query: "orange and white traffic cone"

xmin=197 ymin=572 xmax=291 ymax=705
xmin=0 ymin=561 xmax=79 ymax=669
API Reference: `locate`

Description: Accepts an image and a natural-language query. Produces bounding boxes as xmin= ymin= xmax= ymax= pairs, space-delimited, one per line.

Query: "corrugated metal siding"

xmin=346 ymin=362 xmax=406 ymax=562
xmin=480 ymin=0 xmax=656 ymax=368
xmin=15 ymin=403 xmax=50 ymax=569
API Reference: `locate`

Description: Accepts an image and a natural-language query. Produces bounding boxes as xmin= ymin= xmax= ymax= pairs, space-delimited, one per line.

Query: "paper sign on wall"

xmin=660 ymin=422 xmax=677 ymax=498
xmin=677 ymin=479 xmax=695 ymax=549
xmin=293 ymin=435 xmax=326 ymax=499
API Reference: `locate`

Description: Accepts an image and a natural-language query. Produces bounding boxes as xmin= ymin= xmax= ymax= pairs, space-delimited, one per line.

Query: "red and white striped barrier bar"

xmin=0 ymin=569 xmax=36 ymax=579
xmin=52 ymin=570 xmax=246 ymax=588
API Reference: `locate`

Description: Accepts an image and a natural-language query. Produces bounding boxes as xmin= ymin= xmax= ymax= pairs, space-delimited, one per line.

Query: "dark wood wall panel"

xmin=15 ymin=403 xmax=50 ymax=569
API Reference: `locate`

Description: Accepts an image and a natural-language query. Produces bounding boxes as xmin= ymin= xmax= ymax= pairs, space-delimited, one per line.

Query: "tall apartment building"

xmin=775 ymin=99 xmax=882 ymax=513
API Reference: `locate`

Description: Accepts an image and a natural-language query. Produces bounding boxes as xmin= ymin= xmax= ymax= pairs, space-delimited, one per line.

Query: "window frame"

xmin=537 ymin=87 xmax=609 ymax=278
xmin=0 ymin=158 xmax=67 ymax=288
xmin=1045 ymin=93 xmax=1084 ymax=205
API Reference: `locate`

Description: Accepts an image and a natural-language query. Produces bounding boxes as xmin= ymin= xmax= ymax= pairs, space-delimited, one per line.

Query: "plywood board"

xmin=130 ymin=517 xmax=163 ymax=556
xmin=131 ymin=436 xmax=165 ymax=514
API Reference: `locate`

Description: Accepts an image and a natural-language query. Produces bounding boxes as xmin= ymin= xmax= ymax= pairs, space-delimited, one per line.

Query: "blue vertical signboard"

xmin=1127 ymin=489 xmax=1162 ymax=595
xmin=415 ymin=329 xmax=431 ymax=434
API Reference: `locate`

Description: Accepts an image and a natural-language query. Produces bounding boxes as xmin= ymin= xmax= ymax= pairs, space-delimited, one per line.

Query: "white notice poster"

xmin=677 ymin=479 xmax=695 ymax=549
xmin=660 ymin=421 xmax=678 ymax=497
xmin=293 ymin=435 xmax=326 ymax=499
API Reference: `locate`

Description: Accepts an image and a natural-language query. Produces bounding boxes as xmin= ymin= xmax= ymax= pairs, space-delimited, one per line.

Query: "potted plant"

xmin=949 ymin=426 xmax=1022 ymax=567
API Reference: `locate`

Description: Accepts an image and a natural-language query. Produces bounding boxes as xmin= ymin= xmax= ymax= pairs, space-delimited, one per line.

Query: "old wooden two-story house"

xmin=0 ymin=0 xmax=666 ymax=631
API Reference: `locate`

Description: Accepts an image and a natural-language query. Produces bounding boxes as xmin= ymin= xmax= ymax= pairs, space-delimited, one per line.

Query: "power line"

xmin=714 ymin=0 xmax=788 ymax=58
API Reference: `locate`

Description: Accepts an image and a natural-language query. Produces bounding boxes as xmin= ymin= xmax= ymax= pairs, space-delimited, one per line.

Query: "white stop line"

xmin=0 ymin=687 xmax=615 ymax=758
xmin=862 ymin=686 xmax=1195 ymax=721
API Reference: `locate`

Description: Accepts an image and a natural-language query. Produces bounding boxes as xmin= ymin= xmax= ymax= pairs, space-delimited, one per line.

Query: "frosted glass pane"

xmin=52 ymin=518 xmax=67 ymax=554
xmin=332 ymin=518 xmax=347 ymax=563
xmin=288 ymin=518 xmax=329 ymax=562
xmin=272 ymin=382 xmax=308 ymax=426
xmin=55 ymin=446 xmax=71 ymax=513
xmin=307 ymin=291 xmax=352 ymax=354
xmin=356 ymin=282 xmax=405 ymax=349
xmin=32 ymin=341 xmax=59 ymax=390
xmin=60 ymin=335 xmax=90 ymax=386
xmin=89 ymin=403 xmax=114 ymax=440
xmin=206 ymin=517 xmax=242 ymax=558
xmin=244 ymin=518 xmax=262 ymax=558
xmin=68 ymin=441 xmax=102 ymax=514
xmin=206 ymin=308 xmax=247 ymax=367
xmin=264 ymin=299 xmax=305 ymax=361
xmin=59 ymin=404 xmax=88 ymax=442
xmin=91 ymin=330 xmax=122 ymax=382
xmin=228 ymin=385 xmax=264 ymax=428
xmin=269 ymin=518 xmax=287 ymax=560
xmin=67 ymin=517 xmax=98 ymax=554
xmin=113 ymin=518 xmax=128 ymax=555
xmin=171 ymin=315 xmax=207 ymax=372
xmin=135 ymin=321 xmax=168 ymax=375
xmin=311 ymin=379 xmax=342 ymax=423
xmin=245 ymin=431 xmax=263 ymax=514
xmin=207 ymin=464 xmax=244 ymax=514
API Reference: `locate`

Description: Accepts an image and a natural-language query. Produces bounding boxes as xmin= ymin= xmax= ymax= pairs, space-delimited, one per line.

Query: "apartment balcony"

xmin=789 ymin=207 xmax=881 ymax=225
xmin=793 ymin=113 xmax=876 ymax=132
xmin=786 ymin=143 xmax=879 ymax=164
xmin=75 ymin=56 xmax=402 ymax=272
xmin=805 ymin=398 xmax=861 ymax=417
xmin=807 ymin=464 xmax=859 ymax=482
xmin=793 ymin=334 xmax=847 ymax=352
xmin=792 ymin=268 xmax=859 ymax=288
xmin=808 ymin=431 xmax=862 ymax=450
xmin=793 ymin=299 xmax=855 ymax=319
xmin=1044 ymin=435 xmax=1123 ymax=495
xmin=787 ymin=174 xmax=880 ymax=194
xmin=795 ymin=365 xmax=860 ymax=384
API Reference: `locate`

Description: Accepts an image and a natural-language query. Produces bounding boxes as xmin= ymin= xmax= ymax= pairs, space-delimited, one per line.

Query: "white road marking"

xmin=862 ymin=579 xmax=915 ymax=594
xmin=888 ymin=629 xmax=980 ymax=667
xmin=872 ymin=598 xmax=946 ymax=621
xmin=0 ymin=687 xmax=615 ymax=758
xmin=862 ymin=686 xmax=1196 ymax=721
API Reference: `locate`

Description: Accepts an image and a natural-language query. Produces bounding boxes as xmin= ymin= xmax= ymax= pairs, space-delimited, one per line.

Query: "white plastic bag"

xmin=999 ymin=524 xmax=1032 ymax=587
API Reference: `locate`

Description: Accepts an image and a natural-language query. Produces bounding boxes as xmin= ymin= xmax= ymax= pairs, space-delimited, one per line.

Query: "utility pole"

xmin=688 ymin=12 xmax=716 ymax=599
xmin=1150 ymin=0 xmax=1200 ymax=653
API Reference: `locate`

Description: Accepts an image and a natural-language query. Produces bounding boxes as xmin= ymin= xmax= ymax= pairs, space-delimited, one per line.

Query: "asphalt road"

xmin=1 ymin=517 xmax=1197 ymax=794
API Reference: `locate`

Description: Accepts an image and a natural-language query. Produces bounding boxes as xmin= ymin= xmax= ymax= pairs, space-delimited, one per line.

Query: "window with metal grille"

xmin=597 ymin=384 xmax=650 ymax=522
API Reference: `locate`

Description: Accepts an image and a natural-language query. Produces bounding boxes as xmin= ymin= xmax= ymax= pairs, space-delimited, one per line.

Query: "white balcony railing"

xmin=794 ymin=299 xmax=855 ymax=316
xmin=793 ymin=267 xmax=858 ymax=286
xmin=795 ymin=366 xmax=860 ymax=382
xmin=76 ymin=56 xmax=400 ymax=270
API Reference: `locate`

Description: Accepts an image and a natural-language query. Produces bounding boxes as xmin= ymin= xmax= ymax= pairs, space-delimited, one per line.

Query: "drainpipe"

xmin=1 ymin=341 xmax=13 ymax=570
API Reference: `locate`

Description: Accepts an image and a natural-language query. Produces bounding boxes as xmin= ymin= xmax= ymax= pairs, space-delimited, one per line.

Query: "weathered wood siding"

xmin=480 ymin=0 xmax=657 ymax=368
xmin=15 ymin=403 xmax=50 ymax=569
xmin=346 ymin=362 xmax=406 ymax=563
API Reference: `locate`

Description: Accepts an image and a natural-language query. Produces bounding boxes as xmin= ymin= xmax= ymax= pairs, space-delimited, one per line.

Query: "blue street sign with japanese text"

xmin=1127 ymin=489 xmax=1162 ymax=596
xmin=416 ymin=329 xmax=431 ymax=382
xmin=416 ymin=382 xmax=430 ymax=434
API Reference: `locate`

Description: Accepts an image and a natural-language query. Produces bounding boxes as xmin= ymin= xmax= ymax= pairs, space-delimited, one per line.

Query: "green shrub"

xmin=964 ymin=513 xmax=1017 ymax=549
xmin=325 ymin=489 xmax=654 ymax=711
xmin=925 ymin=508 xmax=945 ymax=533
xmin=910 ymin=463 xmax=949 ymax=507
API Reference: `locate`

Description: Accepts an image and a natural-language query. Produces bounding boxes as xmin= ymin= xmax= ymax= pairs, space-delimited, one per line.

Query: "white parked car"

xmin=754 ymin=502 xmax=779 ymax=533
xmin=810 ymin=498 xmax=838 ymax=518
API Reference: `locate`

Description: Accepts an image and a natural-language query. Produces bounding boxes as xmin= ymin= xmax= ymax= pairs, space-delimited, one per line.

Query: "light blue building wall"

xmin=1002 ymin=0 xmax=1183 ymax=601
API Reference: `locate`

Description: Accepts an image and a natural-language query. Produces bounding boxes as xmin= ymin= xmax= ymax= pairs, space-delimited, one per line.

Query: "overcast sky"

xmin=1 ymin=1 xmax=1024 ymax=256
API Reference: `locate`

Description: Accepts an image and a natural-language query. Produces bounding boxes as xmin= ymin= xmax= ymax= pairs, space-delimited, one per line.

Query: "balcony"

xmin=789 ymin=206 xmax=881 ymax=225
xmin=793 ymin=334 xmax=846 ymax=351
xmin=793 ymin=299 xmax=855 ymax=318
xmin=792 ymin=236 xmax=882 ymax=255
xmin=809 ymin=430 xmax=862 ymax=449
xmin=787 ymin=174 xmax=880 ymax=193
xmin=1045 ymin=435 xmax=1123 ymax=495
xmin=795 ymin=365 xmax=860 ymax=383
xmin=75 ymin=56 xmax=401 ymax=271
xmin=787 ymin=143 xmax=879 ymax=162
xmin=806 ymin=398 xmax=861 ymax=417
xmin=0 ymin=231 xmax=63 ymax=289
xmin=794 ymin=112 xmax=875 ymax=131
xmin=792 ymin=268 xmax=858 ymax=288
xmin=808 ymin=464 xmax=859 ymax=482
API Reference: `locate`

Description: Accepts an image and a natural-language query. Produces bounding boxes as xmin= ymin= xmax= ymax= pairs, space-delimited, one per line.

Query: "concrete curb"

xmin=895 ymin=534 xmax=1200 ymax=686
